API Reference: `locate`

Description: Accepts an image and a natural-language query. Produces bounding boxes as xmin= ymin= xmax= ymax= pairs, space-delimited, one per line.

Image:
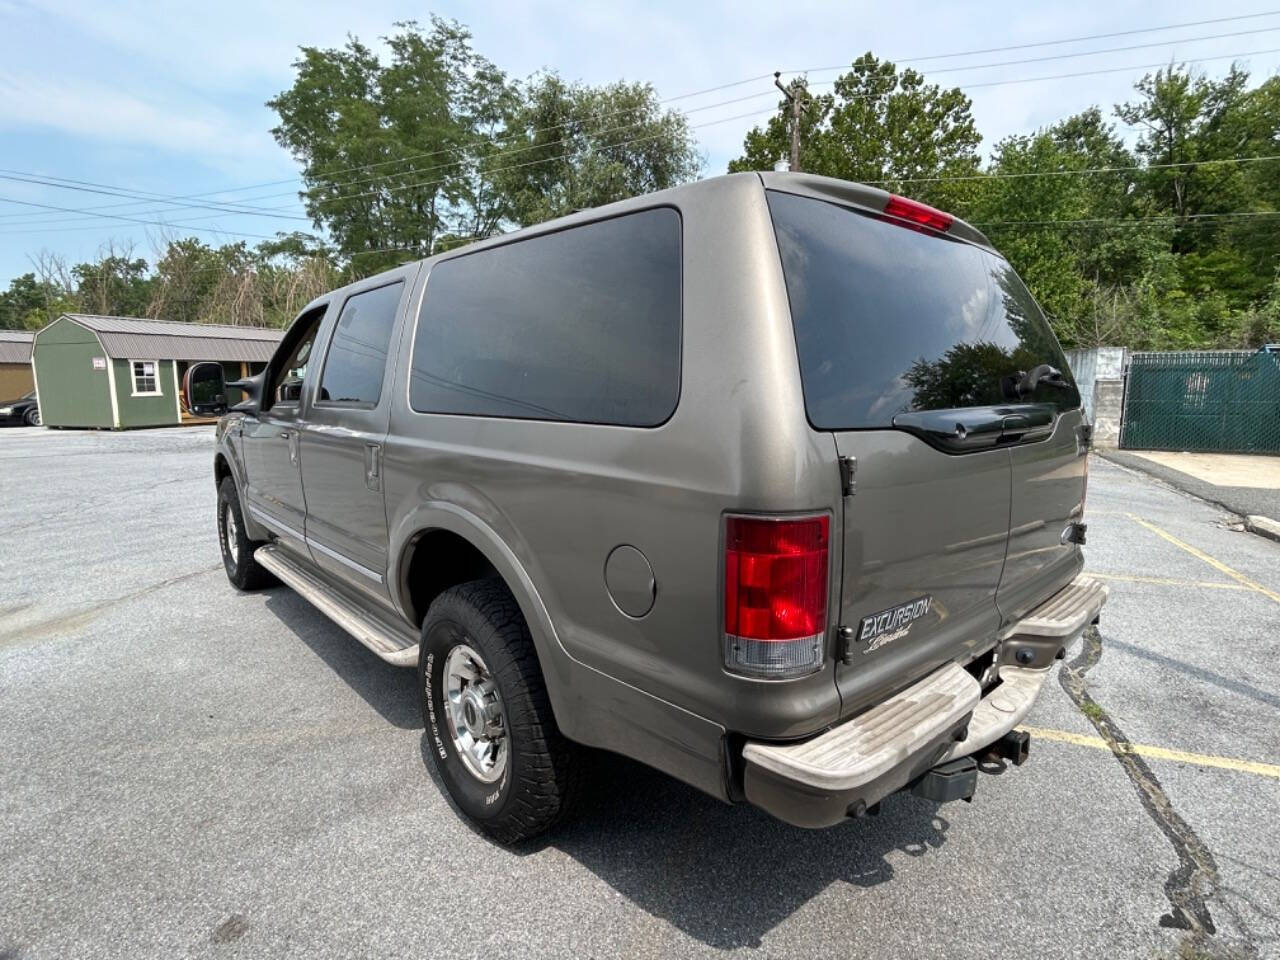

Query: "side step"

xmin=940 ymin=665 xmax=1046 ymax=763
xmin=255 ymin=544 xmax=420 ymax=667
xmin=1008 ymin=574 xmax=1108 ymax=639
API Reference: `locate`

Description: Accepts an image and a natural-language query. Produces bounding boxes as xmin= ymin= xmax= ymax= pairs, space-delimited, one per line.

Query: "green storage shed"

xmin=32 ymin=314 xmax=283 ymax=429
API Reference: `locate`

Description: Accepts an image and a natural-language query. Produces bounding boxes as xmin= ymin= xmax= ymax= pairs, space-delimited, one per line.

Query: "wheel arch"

xmin=391 ymin=503 xmax=577 ymax=725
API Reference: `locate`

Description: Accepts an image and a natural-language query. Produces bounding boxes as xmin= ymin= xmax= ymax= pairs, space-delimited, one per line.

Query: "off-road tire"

xmin=217 ymin=477 xmax=275 ymax=590
xmin=420 ymin=578 xmax=581 ymax=844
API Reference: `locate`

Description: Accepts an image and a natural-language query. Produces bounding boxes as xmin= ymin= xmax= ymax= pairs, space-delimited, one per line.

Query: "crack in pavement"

xmin=0 ymin=565 xmax=221 ymax=646
xmin=1059 ymin=626 xmax=1239 ymax=958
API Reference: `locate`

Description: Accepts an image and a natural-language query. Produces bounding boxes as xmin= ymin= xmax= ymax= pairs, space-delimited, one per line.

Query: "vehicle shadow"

xmin=261 ymin=589 xmax=420 ymax=730
xmin=550 ymin=751 xmax=949 ymax=949
xmin=261 ymin=588 xmax=950 ymax=947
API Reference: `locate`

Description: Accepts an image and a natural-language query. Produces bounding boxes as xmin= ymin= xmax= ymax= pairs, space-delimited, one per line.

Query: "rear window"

xmin=409 ymin=208 xmax=681 ymax=426
xmin=767 ymin=190 xmax=1080 ymax=431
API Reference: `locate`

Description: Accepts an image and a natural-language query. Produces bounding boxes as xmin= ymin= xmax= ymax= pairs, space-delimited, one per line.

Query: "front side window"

xmin=410 ymin=207 xmax=682 ymax=426
xmin=266 ymin=308 xmax=325 ymax=409
xmin=767 ymin=190 xmax=1080 ymax=430
xmin=131 ymin=360 xmax=159 ymax=396
xmin=317 ymin=281 xmax=403 ymax=406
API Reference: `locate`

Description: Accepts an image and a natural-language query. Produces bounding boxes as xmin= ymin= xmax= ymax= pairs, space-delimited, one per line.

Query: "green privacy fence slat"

xmin=1120 ymin=351 xmax=1280 ymax=455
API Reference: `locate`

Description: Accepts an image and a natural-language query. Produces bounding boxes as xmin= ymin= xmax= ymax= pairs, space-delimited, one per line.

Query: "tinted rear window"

xmin=767 ymin=190 xmax=1080 ymax=430
xmin=410 ymin=208 xmax=681 ymax=426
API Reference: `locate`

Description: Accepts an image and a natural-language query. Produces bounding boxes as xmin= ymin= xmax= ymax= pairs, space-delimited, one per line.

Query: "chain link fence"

xmin=1119 ymin=350 xmax=1280 ymax=454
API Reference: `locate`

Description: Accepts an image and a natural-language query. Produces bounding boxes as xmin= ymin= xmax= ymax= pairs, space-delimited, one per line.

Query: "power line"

xmin=0 ymin=172 xmax=312 ymax=221
xmin=0 ymin=104 xmax=782 ymax=235
xmin=271 ymin=44 xmax=1280 ymax=216
xmin=10 ymin=11 xmax=1278 ymax=228
xmin=6 ymin=33 xmax=1280 ymax=243
xmin=976 ymin=210 xmax=1280 ymax=228
xmin=151 ymin=28 xmax=1280 ymax=213
xmin=795 ymin=9 xmax=1280 ymax=72
xmin=863 ymin=153 xmax=1280 ymax=187
xmin=0 ymin=196 xmax=282 ymax=241
xmin=158 ymin=9 xmax=1280 ymax=200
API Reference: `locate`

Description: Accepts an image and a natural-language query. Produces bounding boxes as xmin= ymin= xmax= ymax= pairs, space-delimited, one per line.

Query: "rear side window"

xmin=767 ymin=190 xmax=1080 ymax=430
xmin=318 ymin=281 xmax=403 ymax=405
xmin=409 ymin=208 xmax=681 ymax=426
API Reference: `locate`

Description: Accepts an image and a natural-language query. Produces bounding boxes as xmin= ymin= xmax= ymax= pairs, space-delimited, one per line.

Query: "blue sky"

xmin=1 ymin=0 xmax=1278 ymax=285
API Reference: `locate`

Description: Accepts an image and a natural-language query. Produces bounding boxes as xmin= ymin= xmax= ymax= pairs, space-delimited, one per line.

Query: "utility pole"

xmin=774 ymin=71 xmax=806 ymax=172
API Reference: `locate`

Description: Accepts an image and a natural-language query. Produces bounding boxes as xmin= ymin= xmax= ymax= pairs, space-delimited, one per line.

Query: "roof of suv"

xmin=338 ymin=171 xmax=996 ymax=299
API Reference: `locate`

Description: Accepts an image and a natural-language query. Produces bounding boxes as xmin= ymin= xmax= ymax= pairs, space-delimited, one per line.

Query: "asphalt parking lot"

xmin=2 ymin=427 xmax=1278 ymax=960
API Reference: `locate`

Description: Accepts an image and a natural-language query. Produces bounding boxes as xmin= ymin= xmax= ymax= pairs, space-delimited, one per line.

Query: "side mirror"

xmin=182 ymin=362 xmax=228 ymax=417
xmin=228 ymin=372 xmax=264 ymax=415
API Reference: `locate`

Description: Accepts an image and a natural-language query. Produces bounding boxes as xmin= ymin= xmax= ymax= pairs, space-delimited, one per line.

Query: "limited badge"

xmin=858 ymin=595 xmax=932 ymax=654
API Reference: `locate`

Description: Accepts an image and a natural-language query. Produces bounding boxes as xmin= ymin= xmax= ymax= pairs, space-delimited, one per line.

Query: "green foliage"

xmin=732 ymin=58 xmax=1280 ymax=351
xmin=729 ymin=54 xmax=982 ymax=210
xmin=0 ymin=238 xmax=340 ymax=330
xmin=492 ymin=73 xmax=700 ymax=226
xmin=267 ymin=20 xmax=698 ymax=273
xmin=0 ymin=273 xmax=73 ymax=330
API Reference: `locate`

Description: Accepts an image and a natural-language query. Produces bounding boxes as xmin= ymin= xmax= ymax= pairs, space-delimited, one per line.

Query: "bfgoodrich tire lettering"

xmin=217 ymin=476 xmax=275 ymax=591
xmin=419 ymin=578 xmax=580 ymax=843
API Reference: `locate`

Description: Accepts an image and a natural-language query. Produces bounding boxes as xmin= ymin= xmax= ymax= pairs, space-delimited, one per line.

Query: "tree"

xmin=268 ymin=18 xmax=518 ymax=274
xmin=729 ymin=53 xmax=981 ymax=210
xmin=269 ymin=21 xmax=700 ymax=270
xmin=492 ymin=73 xmax=700 ymax=227
xmin=0 ymin=272 xmax=73 ymax=330
xmin=71 ymin=243 xmax=153 ymax=317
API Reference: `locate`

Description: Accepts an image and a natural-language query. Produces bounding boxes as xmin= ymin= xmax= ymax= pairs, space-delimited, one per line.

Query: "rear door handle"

xmin=364 ymin=442 xmax=381 ymax=492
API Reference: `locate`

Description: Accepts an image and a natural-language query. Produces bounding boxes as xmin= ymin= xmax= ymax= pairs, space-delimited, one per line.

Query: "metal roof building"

xmin=0 ymin=330 xmax=35 ymax=398
xmin=32 ymin=314 xmax=283 ymax=429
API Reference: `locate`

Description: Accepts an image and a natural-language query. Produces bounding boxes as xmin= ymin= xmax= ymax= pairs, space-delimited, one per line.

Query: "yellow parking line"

xmin=1020 ymin=726 xmax=1280 ymax=780
xmin=1090 ymin=572 xmax=1250 ymax=591
xmin=1126 ymin=513 xmax=1280 ymax=606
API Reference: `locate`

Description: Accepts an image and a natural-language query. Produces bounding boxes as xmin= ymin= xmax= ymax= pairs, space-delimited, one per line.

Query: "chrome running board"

xmin=255 ymin=544 xmax=419 ymax=667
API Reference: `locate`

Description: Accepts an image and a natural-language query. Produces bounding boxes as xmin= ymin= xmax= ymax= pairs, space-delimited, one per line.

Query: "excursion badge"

xmin=855 ymin=595 xmax=933 ymax=655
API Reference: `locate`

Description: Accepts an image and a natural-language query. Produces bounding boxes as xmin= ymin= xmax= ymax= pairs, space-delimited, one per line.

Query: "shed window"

xmin=131 ymin=360 xmax=160 ymax=396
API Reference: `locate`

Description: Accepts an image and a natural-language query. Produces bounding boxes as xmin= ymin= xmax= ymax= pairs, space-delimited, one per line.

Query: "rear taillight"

xmin=723 ymin=513 xmax=829 ymax=679
xmin=884 ymin=195 xmax=954 ymax=232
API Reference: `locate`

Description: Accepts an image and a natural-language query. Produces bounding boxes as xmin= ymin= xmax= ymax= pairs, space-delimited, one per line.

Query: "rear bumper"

xmin=741 ymin=574 xmax=1108 ymax=828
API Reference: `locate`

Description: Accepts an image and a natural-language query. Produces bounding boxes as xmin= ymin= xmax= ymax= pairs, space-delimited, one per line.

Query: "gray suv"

xmin=207 ymin=172 xmax=1107 ymax=842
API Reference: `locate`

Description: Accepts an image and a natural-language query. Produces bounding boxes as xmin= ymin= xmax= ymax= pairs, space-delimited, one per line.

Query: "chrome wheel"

xmin=222 ymin=502 xmax=240 ymax=565
xmin=443 ymin=643 xmax=507 ymax=783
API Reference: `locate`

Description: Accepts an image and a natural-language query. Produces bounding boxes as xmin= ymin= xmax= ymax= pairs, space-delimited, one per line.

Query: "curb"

xmin=1245 ymin=515 xmax=1280 ymax=543
xmin=1095 ymin=450 xmax=1280 ymax=545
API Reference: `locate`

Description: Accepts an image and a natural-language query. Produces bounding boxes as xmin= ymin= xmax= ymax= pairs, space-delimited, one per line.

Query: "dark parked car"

xmin=0 ymin=391 xmax=40 ymax=426
xmin=205 ymin=172 xmax=1107 ymax=843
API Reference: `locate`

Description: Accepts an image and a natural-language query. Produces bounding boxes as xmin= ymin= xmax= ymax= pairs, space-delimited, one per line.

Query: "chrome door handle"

xmin=279 ymin=431 xmax=291 ymax=439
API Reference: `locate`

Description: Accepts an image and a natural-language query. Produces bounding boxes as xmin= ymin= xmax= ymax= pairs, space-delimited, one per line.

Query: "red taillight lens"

xmin=884 ymin=195 xmax=954 ymax=232
xmin=723 ymin=514 xmax=829 ymax=679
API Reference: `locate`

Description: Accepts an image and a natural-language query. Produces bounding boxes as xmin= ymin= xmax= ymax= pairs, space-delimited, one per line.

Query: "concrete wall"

xmin=0 ymin=362 xmax=33 ymax=399
xmin=32 ymin=318 xmax=115 ymax=428
xmin=1065 ymin=346 xmax=1126 ymax=447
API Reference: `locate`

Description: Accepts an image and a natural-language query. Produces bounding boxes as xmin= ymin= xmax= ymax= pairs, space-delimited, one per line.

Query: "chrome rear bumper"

xmin=741 ymin=574 xmax=1108 ymax=828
